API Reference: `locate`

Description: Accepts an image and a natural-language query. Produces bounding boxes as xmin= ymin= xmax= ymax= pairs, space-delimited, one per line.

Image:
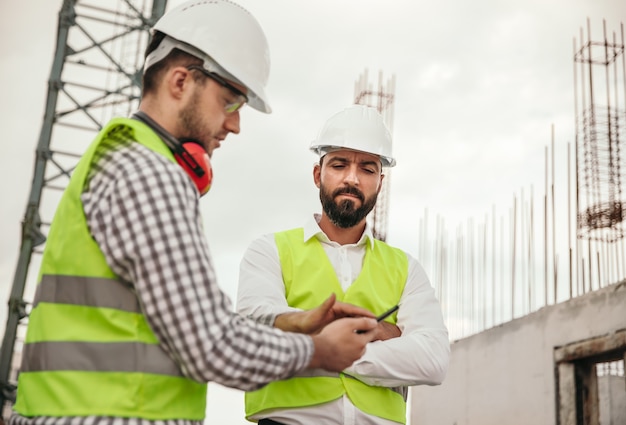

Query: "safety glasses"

xmin=187 ymin=65 xmax=248 ymax=113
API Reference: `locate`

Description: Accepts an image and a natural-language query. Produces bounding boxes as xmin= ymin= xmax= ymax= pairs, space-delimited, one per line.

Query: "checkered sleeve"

xmin=81 ymin=137 xmax=313 ymax=390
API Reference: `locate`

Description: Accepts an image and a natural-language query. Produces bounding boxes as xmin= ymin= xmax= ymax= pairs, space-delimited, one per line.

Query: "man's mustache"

xmin=332 ymin=186 xmax=364 ymax=202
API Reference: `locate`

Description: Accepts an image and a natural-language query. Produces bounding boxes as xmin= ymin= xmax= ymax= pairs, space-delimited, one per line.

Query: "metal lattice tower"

xmin=353 ymin=69 xmax=396 ymax=242
xmin=575 ymin=19 xmax=626 ymax=243
xmin=0 ymin=0 xmax=168 ymax=416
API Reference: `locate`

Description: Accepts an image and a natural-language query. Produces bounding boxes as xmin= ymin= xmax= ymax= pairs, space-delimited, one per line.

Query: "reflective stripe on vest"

xmin=25 ymin=274 xmax=181 ymax=375
xmin=33 ymin=275 xmax=141 ymax=312
xmin=245 ymin=228 xmax=408 ymax=424
xmin=20 ymin=341 xmax=182 ymax=376
xmin=14 ymin=118 xmax=207 ymax=420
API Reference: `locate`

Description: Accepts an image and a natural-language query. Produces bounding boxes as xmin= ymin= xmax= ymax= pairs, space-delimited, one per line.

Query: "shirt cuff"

xmin=247 ymin=312 xmax=277 ymax=327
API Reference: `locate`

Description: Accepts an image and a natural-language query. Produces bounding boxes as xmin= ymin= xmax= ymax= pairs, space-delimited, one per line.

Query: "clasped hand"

xmin=275 ymin=294 xmax=401 ymax=341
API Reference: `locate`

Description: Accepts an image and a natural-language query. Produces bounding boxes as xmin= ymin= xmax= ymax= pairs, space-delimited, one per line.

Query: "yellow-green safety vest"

xmin=14 ymin=118 xmax=207 ymax=420
xmin=245 ymin=228 xmax=408 ymax=424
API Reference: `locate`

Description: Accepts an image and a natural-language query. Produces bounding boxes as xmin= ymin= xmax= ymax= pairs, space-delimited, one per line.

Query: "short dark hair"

xmin=142 ymin=31 xmax=204 ymax=96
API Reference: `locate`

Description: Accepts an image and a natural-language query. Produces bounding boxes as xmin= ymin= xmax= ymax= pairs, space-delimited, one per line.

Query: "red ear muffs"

xmin=131 ymin=112 xmax=213 ymax=196
xmin=175 ymin=141 xmax=213 ymax=196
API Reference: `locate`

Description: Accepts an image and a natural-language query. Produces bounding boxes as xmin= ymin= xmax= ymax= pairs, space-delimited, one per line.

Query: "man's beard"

xmin=178 ymin=90 xmax=207 ymax=151
xmin=320 ymin=184 xmax=378 ymax=228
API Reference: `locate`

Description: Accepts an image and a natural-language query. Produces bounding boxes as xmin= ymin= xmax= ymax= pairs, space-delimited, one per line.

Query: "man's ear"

xmin=165 ymin=66 xmax=192 ymax=100
xmin=313 ymin=163 xmax=321 ymax=188
xmin=377 ymin=173 xmax=385 ymax=193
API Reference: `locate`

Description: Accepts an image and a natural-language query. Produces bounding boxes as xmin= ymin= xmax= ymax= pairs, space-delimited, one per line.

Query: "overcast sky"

xmin=1 ymin=0 xmax=625 ymax=423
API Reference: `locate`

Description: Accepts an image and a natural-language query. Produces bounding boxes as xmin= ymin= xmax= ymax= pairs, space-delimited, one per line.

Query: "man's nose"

xmin=224 ymin=111 xmax=241 ymax=134
xmin=343 ymin=165 xmax=359 ymax=185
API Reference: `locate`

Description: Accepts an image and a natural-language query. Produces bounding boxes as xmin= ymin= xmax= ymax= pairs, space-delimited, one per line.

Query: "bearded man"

xmin=236 ymin=105 xmax=450 ymax=425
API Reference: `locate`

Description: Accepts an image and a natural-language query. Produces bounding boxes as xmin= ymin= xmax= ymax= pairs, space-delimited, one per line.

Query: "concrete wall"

xmin=410 ymin=281 xmax=626 ymax=425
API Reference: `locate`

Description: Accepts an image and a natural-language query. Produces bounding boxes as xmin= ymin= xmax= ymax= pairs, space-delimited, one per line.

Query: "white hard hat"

xmin=145 ymin=0 xmax=271 ymax=113
xmin=310 ymin=105 xmax=396 ymax=167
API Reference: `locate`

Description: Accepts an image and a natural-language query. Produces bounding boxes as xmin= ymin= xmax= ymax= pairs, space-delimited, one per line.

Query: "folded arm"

xmin=343 ymin=259 xmax=450 ymax=387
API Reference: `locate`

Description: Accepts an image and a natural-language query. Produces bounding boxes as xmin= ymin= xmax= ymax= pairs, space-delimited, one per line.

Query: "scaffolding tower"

xmin=353 ymin=69 xmax=396 ymax=242
xmin=0 ymin=0 xmax=168 ymax=416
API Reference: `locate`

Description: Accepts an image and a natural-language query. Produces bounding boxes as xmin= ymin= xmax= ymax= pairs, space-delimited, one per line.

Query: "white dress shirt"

xmin=237 ymin=214 xmax=450 ymax=425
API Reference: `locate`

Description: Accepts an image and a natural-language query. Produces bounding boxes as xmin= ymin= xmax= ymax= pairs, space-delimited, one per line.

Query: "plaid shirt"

xmin=10 ymin=129 xmax=312 ymax=425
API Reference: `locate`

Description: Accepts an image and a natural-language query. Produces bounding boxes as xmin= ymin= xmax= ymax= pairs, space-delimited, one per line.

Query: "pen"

xmin=375 ymin=304 xmax=399 ymax=322
xmin=356 ymin=305 xmax=399 ymax=333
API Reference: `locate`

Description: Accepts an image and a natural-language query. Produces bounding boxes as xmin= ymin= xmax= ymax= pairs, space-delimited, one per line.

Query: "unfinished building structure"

xmin=353 ymin=69 xmax=396 ymax=242
xmin=412 ymin=19 xmax=626 ymax=425
xmin=575 ymin=19 xmax=626 ymax=289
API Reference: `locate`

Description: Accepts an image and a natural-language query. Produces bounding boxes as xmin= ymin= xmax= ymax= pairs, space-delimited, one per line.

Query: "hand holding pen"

xmin=356 ymin=305 xmax=399 ymax=334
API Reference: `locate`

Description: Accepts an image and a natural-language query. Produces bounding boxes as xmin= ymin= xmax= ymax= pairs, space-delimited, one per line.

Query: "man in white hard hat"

xmin=237 ymin=105 xmax=450 ymax=424
xmin=10 ymin=2 xmax=379 ymax=425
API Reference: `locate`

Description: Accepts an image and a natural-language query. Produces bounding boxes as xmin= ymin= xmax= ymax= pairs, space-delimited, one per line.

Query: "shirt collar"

xmin=303 ymin=214 xmax=376 ymax=249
